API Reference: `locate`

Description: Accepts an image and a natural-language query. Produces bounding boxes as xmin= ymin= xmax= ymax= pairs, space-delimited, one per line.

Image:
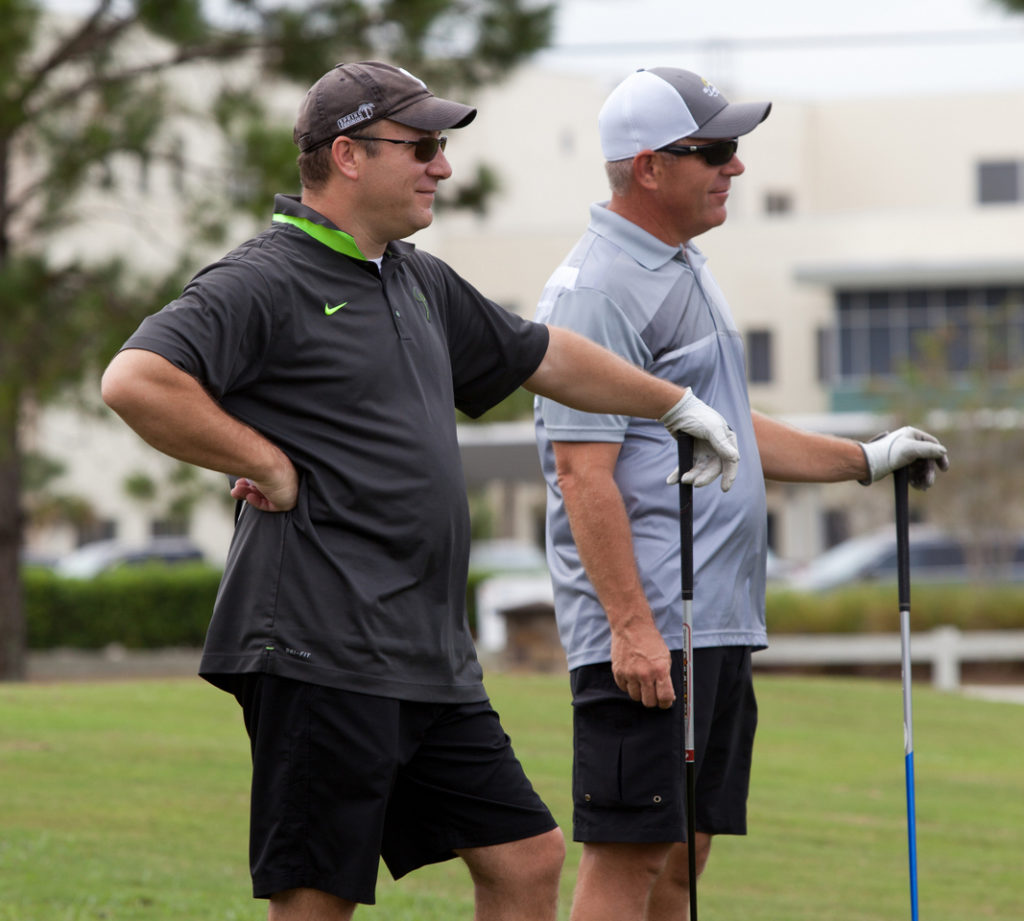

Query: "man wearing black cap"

xmin=101 ymin=62 xmax=745 ymax=920
xmin=534 ymin=67 xmax=949 ymax=920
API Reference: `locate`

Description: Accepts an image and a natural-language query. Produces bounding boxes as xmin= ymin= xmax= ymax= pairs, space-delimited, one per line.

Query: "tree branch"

xmin=22 ymin=34 xmax=263 ymax=122
xmin=15 ymin=1 xmax=134 ymax=113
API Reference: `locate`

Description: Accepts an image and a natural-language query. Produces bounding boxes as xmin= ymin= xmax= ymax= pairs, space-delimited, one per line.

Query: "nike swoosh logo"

xmin=324 ymin=301 xmax=348 ymax=315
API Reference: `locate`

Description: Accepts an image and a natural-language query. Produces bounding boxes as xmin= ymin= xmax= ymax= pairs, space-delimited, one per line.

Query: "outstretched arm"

xmin=525 ymin=326 xmax=682 ymax=418
xmin=101 ymin=348 xmax=298 ymax=511
xmin=754 ymin=411 xmax=949 ymax=489
xmin=754 ymin=411 xmax=867 ymax=482
xmin=526 ymin=325 xmax=741 ymax=490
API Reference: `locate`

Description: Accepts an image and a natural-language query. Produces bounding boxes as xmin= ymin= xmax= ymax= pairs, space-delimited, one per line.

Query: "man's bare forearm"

xmin=525 ymin=325 xmax=684 ymax=419
xmin=754 ymin=411 xmax=867 ymax=483
xmin=101 ymin=348 xmax=298 ymax=510
xmin=555 ymin=440 xmax=675 ymax=708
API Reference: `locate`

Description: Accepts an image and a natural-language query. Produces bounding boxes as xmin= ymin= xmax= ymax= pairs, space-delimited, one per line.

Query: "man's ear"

xmin=330 ymin=136 xmax=361 ymax=180
xmin=632 ymin=150 xmax=662 ymax=191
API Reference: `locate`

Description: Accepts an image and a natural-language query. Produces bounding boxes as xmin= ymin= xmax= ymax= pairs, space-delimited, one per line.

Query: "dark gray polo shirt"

xmin=122 ymin=194 xmax=549 ymax=701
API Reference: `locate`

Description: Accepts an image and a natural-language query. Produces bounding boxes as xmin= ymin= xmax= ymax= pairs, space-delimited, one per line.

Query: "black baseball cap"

xmin=294 ymin=61 xmax=477 ymax=153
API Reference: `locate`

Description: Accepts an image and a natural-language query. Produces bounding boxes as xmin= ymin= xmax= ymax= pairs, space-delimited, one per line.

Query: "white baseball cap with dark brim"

xmin=599 ymin=67 xmax=771 ymax=162
xmin=294 ymin=61 xmax=477 ymax=153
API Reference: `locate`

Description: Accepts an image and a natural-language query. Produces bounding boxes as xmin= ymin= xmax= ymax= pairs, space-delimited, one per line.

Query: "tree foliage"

xmin=875 ymin=317 xmax=1024 ymax=558
xmin=0 ymin=0 xmax=555 ymax=679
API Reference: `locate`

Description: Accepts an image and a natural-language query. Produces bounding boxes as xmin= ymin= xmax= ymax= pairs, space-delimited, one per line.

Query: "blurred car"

xmin=765 ymin=547 xmax=794 ymax=582
xmin=53 ymin=536 xmax=207 ymax=578
xmin=19 ymin=548 xmax=61 ymax=569
xmin=469 ymin=539 xmax=548 ymax=575
xmin=470 ymin=540 xmax=792 ymax=581
xmin=783 ymin=526 xmax=1024 ymax=592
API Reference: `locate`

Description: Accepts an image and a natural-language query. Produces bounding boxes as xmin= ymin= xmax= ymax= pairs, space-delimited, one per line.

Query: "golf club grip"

xmin=894 ymin=466 xmax=910 ymax=612
xmin=677 ymin=434 xmax=694 ymax=601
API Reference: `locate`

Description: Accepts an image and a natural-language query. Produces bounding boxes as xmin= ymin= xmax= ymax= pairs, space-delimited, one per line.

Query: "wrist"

xmin=857 ymin=431 xmax=890 ymax=486
xmin=249 ymin=441 xmax=293 ymax=483
xmin=857 ymin=441 xmax=874 ymax=485
xmin=609 ymin=609 xmax=658 ymax=637
xmin=658 ymin=389 xmax=693 ymax=430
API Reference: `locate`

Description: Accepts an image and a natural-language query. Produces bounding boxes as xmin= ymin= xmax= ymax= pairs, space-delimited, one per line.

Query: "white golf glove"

xmin=859 ymin=426 xmax=950 ymax=490
xmin=660 ymin=391 xmax=740 ymax=491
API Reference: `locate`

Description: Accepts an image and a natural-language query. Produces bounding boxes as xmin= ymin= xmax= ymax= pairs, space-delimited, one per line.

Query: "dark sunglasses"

xmin=656 ymin=138 xmax=738 ymax=167
xmin=349 ymin=135 xmax=448 ymax=162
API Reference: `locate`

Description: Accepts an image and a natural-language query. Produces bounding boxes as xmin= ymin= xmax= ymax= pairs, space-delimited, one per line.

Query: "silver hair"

xmin=605 ymin=158 xmax=633 ymax=196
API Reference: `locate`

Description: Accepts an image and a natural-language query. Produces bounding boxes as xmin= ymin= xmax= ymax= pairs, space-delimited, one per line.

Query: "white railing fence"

xmin=755 ymin=627 xmax=1024 ymax=691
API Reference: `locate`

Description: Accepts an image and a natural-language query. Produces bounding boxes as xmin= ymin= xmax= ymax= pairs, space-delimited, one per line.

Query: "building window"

xmin=835 ymin=285 xmax=1024 ymax=381
xmin=978 ymin=161 xmax=1021 ymax=204
xmin=152 ymin=518 xmax=190 ymax=537
xmin=822 ymin=509 xmax=849 ymax=550
xmin=816 ymin=327 xmax=835 ymax=383
xmin=764 ymin=191 xmax=793 ymax=215
xmin=77 ymin=519 xmax=116 ymax=547
xmin=746 ymin=329 xmax=773 ymax=383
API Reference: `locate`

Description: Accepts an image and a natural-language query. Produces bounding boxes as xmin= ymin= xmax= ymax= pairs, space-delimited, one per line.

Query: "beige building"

xmin=28 ymin=65 xmax=1024 ymax=565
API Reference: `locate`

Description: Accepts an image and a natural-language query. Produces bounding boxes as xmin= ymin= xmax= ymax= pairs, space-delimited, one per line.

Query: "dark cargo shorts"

xmin=569 ymin=646 xmax=757 ymax=842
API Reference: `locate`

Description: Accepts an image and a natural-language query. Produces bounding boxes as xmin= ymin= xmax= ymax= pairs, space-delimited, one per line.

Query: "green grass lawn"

xmin=1 ymin=671 xmax=1022 ymax=920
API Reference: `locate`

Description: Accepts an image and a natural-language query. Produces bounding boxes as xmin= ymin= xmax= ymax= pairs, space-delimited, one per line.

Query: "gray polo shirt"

xmin=534 ymin=203 xmax=767 ymax=670
xmin=123 ymin=194 xmax=549 ymax=701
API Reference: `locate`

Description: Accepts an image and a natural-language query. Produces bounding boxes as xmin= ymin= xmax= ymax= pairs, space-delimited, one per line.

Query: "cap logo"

xmin=701 ymin=78 xmax=720 ymax=99
xmin=336 ymin=102 xmax=375 ymax=131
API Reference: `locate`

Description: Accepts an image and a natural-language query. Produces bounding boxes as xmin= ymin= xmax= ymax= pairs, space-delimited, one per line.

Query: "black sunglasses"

xmin=348 ymin=135 xmax=448 ymax=162
xmin=657 ymin=138 xmax=738 ymax=167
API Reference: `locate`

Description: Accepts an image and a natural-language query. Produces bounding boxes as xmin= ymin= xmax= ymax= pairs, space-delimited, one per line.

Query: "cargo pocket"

xmin=573 ymin=695 xmax=679 ymax=810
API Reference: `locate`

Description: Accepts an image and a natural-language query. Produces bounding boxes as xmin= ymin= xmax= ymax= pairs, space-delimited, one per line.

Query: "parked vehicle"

xmin=53 ymin=537 xmax=207 ymax=578
xmin=765 ymin=547 xmax=794 ymax=582
xmin=783 ymin=526 xmax=1024 ymax=593
xmin=469 ymin=539 xmax=548 ymax=575
xmin=19 ymin=548 xmax=61 ymax=569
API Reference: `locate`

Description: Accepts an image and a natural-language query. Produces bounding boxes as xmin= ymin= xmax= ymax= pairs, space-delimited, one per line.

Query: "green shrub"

xmin=24 ymin=564 xmax=222 ymax=649
xmin=23 ymin=566 xmax=1024 ymax=650
xmin=26 ymin=565 xmax=507 ymax=649
xmin=766 ymin=583 xmax=1024 ymax=634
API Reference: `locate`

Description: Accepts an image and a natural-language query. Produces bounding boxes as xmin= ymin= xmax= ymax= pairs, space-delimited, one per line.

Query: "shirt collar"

xmin=587 ymin=202 xmax=703 ymax=272
xmin=270 ymin=194 xmax=414 ymax=263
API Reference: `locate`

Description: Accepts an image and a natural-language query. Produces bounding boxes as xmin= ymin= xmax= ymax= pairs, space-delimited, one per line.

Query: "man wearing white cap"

xmin=534 ymin=67 xmax=949 ymax=920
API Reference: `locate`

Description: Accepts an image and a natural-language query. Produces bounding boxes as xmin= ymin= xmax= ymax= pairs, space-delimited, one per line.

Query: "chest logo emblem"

xmin=412 ymin=287 xmax=430 ymax=322
xmin=324 ymin=301 xmax=349 ymax=315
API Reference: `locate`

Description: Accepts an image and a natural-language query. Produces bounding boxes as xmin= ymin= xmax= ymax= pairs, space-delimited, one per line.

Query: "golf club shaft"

xmin=677 ymin=434 xmax=698 ymax=921
xmin=894 ymin=467 xmax=920 ymax=921
xmin=678 ymin=436 xmax=695 ymax=762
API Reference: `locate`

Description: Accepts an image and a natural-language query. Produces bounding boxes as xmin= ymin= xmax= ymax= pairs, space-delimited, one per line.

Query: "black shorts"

xmin=231 ymin=674 xmax=557 ymax=905
xmin=569 ymin=646 xmax=757 ymax=843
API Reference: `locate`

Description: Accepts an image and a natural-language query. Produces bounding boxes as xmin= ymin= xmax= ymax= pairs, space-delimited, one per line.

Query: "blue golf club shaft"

xmin=895 ymin=467 xmax=920 ymax=921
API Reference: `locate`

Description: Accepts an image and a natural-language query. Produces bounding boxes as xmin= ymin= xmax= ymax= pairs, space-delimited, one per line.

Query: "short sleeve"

xmin=120 ymin=260 xmax=275 ymax=399
xmin=537 ymin=286 xmax=652 ymax=442
xmin=414 ymin=255 xmax=549 ymax=418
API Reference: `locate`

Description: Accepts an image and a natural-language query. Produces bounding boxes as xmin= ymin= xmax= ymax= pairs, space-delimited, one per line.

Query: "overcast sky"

xmin=43 ymin=0 xmax=1024 ymax=100
xmin=541 ymin=0 xmax=1024 ymax=99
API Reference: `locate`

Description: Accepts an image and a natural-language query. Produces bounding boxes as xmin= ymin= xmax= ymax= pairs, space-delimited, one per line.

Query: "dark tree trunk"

xmin=0 ymin=407 xmax=26 ymax=681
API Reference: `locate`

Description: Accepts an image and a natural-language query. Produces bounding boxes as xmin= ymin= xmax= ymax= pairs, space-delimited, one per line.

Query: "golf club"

xmin=894 ymin=466 xmax=920 ymax=921
xmin=676 ymin=433 xmax=698 ymax=921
